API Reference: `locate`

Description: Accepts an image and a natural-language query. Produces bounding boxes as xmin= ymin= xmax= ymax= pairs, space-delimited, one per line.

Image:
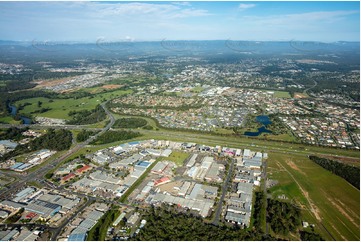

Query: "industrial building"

xmin=13 ymin=187 xmax=36 ymax=202
xmin=25 ymin=200 xmax=61 ymax=218
xmin=68 ymin=210 xmax=105 ymax=241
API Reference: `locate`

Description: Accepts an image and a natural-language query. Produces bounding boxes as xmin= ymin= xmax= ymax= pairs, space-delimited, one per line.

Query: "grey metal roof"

xmin=68 ymin=233 xmax=86 ymax=241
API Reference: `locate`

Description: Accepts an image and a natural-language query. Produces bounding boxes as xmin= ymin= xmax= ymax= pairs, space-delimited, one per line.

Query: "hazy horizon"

xmin=0 ymin=1 xmax=359 ymax=42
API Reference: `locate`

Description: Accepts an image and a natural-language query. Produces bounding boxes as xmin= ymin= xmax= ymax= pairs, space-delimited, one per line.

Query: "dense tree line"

xmin=252 ymin=191 xmax=266 ymax=230
xmin=133 ymin=205 xmax=277 ymax=241
xmin=76 ymin=129 xmax=98 ymax=142
xmin=67 ymin=105 xmax=106 ymax=125
xmin=87 ymin=207 xmax=120 ymax=241
xmin=266 ymin=199 xmax=301 ymax=236
xmin=0 ymin=127 xmax=28 ymax=141
xmin=113 ymin=118 xmax=147 ymax=129
xmin=0 ymin=129 xmax=72 ymax=161
xmin=299 ymin=230 xmax=324 ymax=241
xmin=29 ymin=129 xmax=72 ymax=151
xmin=0 ymin=79 xmax=36 ymax=93
xmin=90 ymin=130 xmax=142 ymax=145
xmin=309 ymin=155 xmax=360 ymax=189
xmin=4 ymin=208 xmax=24 ymax=224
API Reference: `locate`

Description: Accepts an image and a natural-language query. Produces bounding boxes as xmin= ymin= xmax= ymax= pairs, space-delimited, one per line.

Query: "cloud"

xmin=238 ymin=3 xmax=256 ymax=10
xmin=241 ymin=10 xmax=359 ymax=26
xmin=171 ymin=2 xmax=192 ymax=7
xmin=92 ymin=2 xmax=210 ymax=19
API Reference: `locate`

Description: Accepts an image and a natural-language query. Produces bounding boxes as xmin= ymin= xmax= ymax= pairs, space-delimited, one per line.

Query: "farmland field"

xmin=267 ymin=152 xmax=360 ymax=241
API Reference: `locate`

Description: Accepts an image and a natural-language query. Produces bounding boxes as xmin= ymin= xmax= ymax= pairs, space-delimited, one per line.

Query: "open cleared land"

xmin=260 ymin=133 xmax=297 ymax=142
xmin=13 ymin=89 xmax=132 ymax=120
xmin=259 ymin=90 xmax=291 ymax=98
xmin=81 ymin=84 xmax=124 ymax=94
xmin=294 ymin=92 xmax=309 ymax=98
xmin=157 ymin=150 xmax=189 ymax=167
xmin=267 ymin=152 xmax=360 ymax=241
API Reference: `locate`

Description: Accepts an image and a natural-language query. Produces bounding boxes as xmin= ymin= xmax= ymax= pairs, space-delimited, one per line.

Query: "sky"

xmin=0 ymin=1 xmax=359 ymax=42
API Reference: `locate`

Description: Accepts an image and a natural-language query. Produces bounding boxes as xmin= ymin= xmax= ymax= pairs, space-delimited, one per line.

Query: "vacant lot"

xmin=158 ymin=151 xmax=190 ymax=167
xmin=259 ymin=89 xmax=291 ymax=98
xmin=294 ymin=92 xmax=309 ymax=98
xmin=267 ymin=152 xmax=360 ymax=241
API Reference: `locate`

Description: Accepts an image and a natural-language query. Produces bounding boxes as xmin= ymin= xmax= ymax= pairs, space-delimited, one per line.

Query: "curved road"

xmin=304 ymin=80 xmax=317 ymax=96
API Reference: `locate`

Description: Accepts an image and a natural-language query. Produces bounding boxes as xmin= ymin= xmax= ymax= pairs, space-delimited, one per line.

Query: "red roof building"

xmin=62 ymin=173 xmax=75 ymax=182
xmin=76 ymin=165 xmax=92 ymax=174
xmin=154 ymin=176 xmax=171 ymax=186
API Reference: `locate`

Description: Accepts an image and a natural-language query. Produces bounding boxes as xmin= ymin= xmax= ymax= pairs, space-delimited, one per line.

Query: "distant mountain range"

xmin=0 ymin=39 xmax=358 ymax=57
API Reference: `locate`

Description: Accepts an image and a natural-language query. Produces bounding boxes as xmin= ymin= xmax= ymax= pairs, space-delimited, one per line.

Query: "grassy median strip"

xmin=87 ymin=207 xmax=120 ymax=241
xmin=119 ymin=159 xmax=160 ymax=203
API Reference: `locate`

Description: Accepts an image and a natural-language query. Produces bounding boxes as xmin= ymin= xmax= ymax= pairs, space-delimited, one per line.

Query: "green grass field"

xmin=261 ymin=133 xmax=297 ymax=142
xmin=0 ymin=116 xmax=21 ymax=124
xmin=191 ymin=86 xmax=205 ymax=93
xmin=258 ymin=89 xmax=291 ymax=98
xmin=14 ymin=89 xmax=132 ymax=120
xmin=157 ymin=150 xmax=190 ymax=167
xmin=112 ymin=113 xmax=158 ymax=129
xmin=273 ymin=91 xmax=292 ymax=98
xmin=267 ymin=152 xmax=360 ymax=241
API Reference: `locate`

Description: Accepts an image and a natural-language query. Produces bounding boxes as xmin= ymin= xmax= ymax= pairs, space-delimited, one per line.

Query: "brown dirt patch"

xmin=301 ymin=188 xmax=322 ymax=221
xmin=102 ymin=84 xmax=122 ymax=89
xmin=294 ymin=92 xmax=308 ymax=98
xmin=158 ymin=181 xmax=183 ymax=196
xmin=33 ymin=77 xmax=73 ymax=88
xmin=285 ymin=159 xmax=306 ymax=176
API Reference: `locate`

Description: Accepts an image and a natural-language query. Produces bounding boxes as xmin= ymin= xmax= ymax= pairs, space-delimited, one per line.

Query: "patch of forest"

xmin=267 ymin=199 xmax=301 ymax=235
xmin=0 ymin=129 xmax=72 ymax=161
xmin=132 ymin=205 xmax=276 ymax=241
xmin=90 ymin=130 xmax=142 ymax=145
xmin=76 ymin=129 xmax=98 ymax=142
xmin=0 ymin=127 xmax=28 ymax=141
xmin=113 ymin=118 xmax=147 ymax=129
xmin=67 ymin=105 xmax=106 ymax=125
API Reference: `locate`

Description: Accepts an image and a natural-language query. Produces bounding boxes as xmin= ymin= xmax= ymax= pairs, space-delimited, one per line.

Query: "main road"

xmin=212 ymin=158 xmax=235 ymax=225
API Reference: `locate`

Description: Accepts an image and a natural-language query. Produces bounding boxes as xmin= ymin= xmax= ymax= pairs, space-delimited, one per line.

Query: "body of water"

xmin=256 ymin=115 xmax=272 ymax=126
xmin=9 ymin=105 xmax=32 ymax=124
xmin=244 ymin=126 xmax=272 ymax=136
xmin=244 ymin=115 xmax=272 ymax=137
